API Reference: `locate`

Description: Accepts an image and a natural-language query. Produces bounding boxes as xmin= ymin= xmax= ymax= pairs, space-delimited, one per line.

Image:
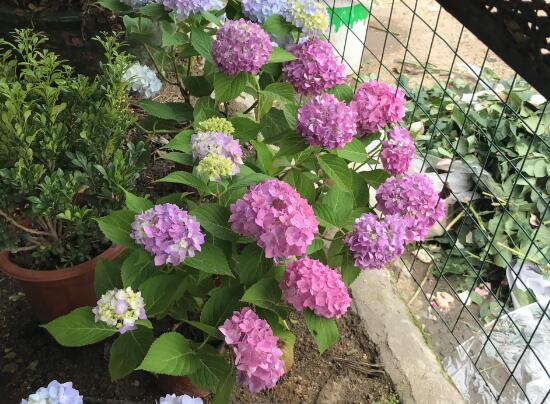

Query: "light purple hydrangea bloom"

xmin=242 ymin=0 xmax=286 ymax=23
xmin=219 ymin=307 xmax=285 ymax=392
xmin=21 ymin=380 xmax=83 ymax=404
xmin=212 ymin=19 xmax=272 ymax=75
xmin=380 ymin=126 xmax=415 ymax=175
xmin=297 ymin=93 xmax=357 ymax=149
xmin=190 ymin=131 xmax=243 ymax=174
xmin=283 ymin=38 xmax=346 ymax=96
xmin=131 ymin=204 xmax=205 ymax=266
xmin=284 ymin=0 xmax=330 ymax=38
xmin=159 ymin=0 xmax=224 ymax=20
xmin=92 ymin=287 xmax=147 ymax=334
xmin=230 ymin=180 xmax=318 ymax=259
xmin=281 ymin=258 xmax=351 ymax=318
xmin=158 ymin=394 xmax=203 ymax=404
xmin=376 ymin=173 xmax=446 ymax=243
xmin=345 ymin=213 xmax=408 ymax=270
xmin=350 ymin=80 xmax=406 ymax=135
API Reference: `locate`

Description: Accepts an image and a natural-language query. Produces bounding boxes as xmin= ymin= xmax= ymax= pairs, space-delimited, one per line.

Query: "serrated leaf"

xmin=304 ymin=309 xmax=339 ymax=354
xmin=236 ymin=244 xmax=274 ymax=286
xmin=214 ymin=72 xmax=252 ymax=102
xmin=140 ymin=274 xmax=181 ymax=317
xmin=139 ymin=100 xmax=193 ymax=123
xmin=314 ymin=204 xmax=341 ymax=228
xmin=200 ymin=285 xmax=242 ymax=326
xmin=230 ymin=116 xmax=261 ymax=141
xmin=194 ymin=97 xmax=222 ymax=123
xmin=262 ymin=14 xmax=294 ymax=35
xmin=138 ymin=332 xmax=199 ymax=376
xmin=267 ymin=47 xmax=296 ymax=64
xmin=124 ymin=190 xmax=153 ymax=212
xmin=284 ymin=170 xmax=316 ymax=203
xmin=327 ymin=84 xmax=354 ymax=103
xmin=109 ymin=327 xmax=154 ymax=380
xmin=121 ymin=249 xmax=156 ymax=289
xmin=190 ymin=204 xmax=237 ymax=241
xmin=340 ymin=251 xmax=361 ymax=287
xmin=158 ymin=171 xmax=208 ymax=194
xmin=318 ymin=154 xmax=353 ymax=191
xmin=359 ymin=169 xmax=391 ymax=187
xmin=189 ymin=352 xmax=230 ymax=392
xmin=241 ymin=278 xmax=287 ymax=317
xmin=183 ymin=320 xmax=222 ymax=339
xmin=337 ymin=138 xmax=367 ymax=162
xmin=185 ymin=243 xmax=233 ymax=276
xmin=94 ymin=258 xmax=122 ymax=299
xmin=191 ymin=27 xmax=213 ymax=62
xmin=97 ymin=210 xmax=136 ymax=247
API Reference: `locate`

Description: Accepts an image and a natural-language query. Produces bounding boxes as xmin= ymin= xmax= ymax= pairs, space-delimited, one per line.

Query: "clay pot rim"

xmin=0 ymin=245 xmax=124 ymax=283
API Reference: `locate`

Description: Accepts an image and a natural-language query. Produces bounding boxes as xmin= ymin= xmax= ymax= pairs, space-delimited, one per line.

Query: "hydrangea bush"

xmin=46 ymin=1 xmax=445 ymax=402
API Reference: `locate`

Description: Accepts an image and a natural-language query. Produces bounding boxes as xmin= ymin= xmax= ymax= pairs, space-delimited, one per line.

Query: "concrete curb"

xmin=351 ymin=270 xmax=465 ymax=404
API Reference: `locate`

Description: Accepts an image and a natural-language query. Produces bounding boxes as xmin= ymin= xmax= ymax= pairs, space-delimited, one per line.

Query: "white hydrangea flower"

xmin=92 ymin=287 xmax=147 ymax=334
xmin=21 ymin=380 xmax=83 ymax=404
xmin=159 ymin=394 xmax=203 ymax=404
xmin=123 ymin=62 xmax=162 ymax=99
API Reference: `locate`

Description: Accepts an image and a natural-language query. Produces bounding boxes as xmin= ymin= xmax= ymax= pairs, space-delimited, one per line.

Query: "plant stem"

xmin=143 ymin=43 xmax=178 ymax=86
xmin=0 ymin=209 xmax=52 ymax=237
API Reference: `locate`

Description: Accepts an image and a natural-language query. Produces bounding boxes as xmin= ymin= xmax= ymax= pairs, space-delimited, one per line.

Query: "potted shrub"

xmin=44 ymin=0 xmax=445 ymax=401
xmin=0 ymin=29 xmax=148 ymax=322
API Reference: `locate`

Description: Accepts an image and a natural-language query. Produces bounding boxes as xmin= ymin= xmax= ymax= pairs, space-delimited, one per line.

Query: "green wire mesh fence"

xmin=321 ymin=0 xmax=550 ymax=402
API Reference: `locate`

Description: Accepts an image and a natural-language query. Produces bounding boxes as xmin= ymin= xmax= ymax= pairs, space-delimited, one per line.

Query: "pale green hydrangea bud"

xmin=197 ymin=117 xmax=235 ymax=135
xmin=197 ymin=155 xmax=235 ymax=182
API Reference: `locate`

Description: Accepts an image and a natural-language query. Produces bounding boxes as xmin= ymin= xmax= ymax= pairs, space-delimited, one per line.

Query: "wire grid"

xmin=320 ymin=0 xmax=550 ymax=402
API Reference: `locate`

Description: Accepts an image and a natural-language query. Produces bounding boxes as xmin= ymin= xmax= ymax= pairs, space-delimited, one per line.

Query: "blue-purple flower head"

xmin=92 ymin=287 xmax=147 ymax=334
xmin=21 ymin=380 xmax=83 ymax=404
xmin=131 ymin=204 xmax=205 ymax=266
xmin=191 ymin=131 xmax=243 ymax=175
xmin=159 ymin=0 xmax=224 ymax=20
xmin=212 ymin=19 xmax=272 ymax=75
xmin=242 ymin=0 xmax=286 ymax=23
xmin=284 ymin=0 xmax=329 ymax=38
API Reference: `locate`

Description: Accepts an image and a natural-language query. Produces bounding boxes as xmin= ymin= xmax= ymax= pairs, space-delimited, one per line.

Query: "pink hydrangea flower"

xmin=345 ymin=213 xmax=407 ymax=270
xmin=350 ymin=80 xmax=406 ymax=135
xmin=230 ymin=180 xmax=318 ymax=259
xmin=297 ymin=93 xmax=357 ymax=149
xmin=219 ymin=307 xmax=285 ymax=392
xmin=212 ymin=19 xmax=272 ymax=75
xmin=380 ymin=126 xmax=415 ymax=175
xmin=131 ymin=204 xmax=205 ymax=266
xmin=283 ymin=38 xmax=346 ymax=96
xmin=281 ymin=258 xmax=351 ymax=318
xmin=376 ymin=173 xmax=445 ymax=243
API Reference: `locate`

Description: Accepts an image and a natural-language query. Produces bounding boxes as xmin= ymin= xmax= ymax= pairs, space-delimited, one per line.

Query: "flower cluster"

xmin=123 ymin=62 xmax=162 ymax=99
xmin=121 ymin=0 xmax=152 ymax=7
xmin=380 ymin=127 xmax=415 ymax=175
xmin=197 ymin=154 xmax=235 ymax=182
xmin=297 ymin=93 xmax=357 ymax=149
xmin=197 ymin=117 xmax=235 ymax=135
xmin=242 ymin=0 xmax=286 ymax=23
xmin=281 ymin=258 xmax=351 ymax=318
xmin=131 ymin=204 xmax=205 ymax=266
xmin=350 ymin=81 xmax=406 ymax=135
xmin=230 ymin=179 xmax=318 ymax=258
xmin=159 ymin=0 xmax=224 ymax=19
xmin=213 ymin=19 xmax=272 ymax=75
xmin=219 ymin=307 xmax=285 ymax=392
xmin=345 ymin=213 xmax=407 ymax=270
xmin=191 ymin=131 xmax=243 ymax=172
xmin=283 ymin=38 xmax=346 ymax=96
xmin=284 ymin=0 xmax=330 ymax=38
xmin=21 ymin=380 xmax=83 ymax=404
xmin=376 ymin=173 xmax=445 ymax=243
xmin=159 ymin=394 xmax=203 ymax=404
xmin=92 ymin=287 xmax=147 ymax=334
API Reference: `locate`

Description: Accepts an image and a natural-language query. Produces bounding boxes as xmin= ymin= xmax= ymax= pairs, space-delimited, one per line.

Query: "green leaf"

xmin=214 ymin=72 xmax=252 ymax=102
xmin=262 ymin=14 xmax=294 ymax=35
xmin=236 ymin=243 xmax=274 ymax=285
xmin=251 ymin=140 xmax=274 ymax=174
xmin=212 ymin=365 xmax=236 ymax=404
xmin=97 ymin=210 xmax=135 ymax=247
xmin=138 ymin=332 xmax=199 ymax=376
xmin=182 ymin=76 xmax=214 ymax=97
xmin=359 ymin=169 xmax=390 ymax=187
xmin=139 ymin=2 xmax=168 ymax=18
xmin=284 ymin=170 xmax=316 ymax=203
xmin=109 ymin=327 xmax=154 ymax=380
xmin=42 ymin=307 xmax=116 ymax=347
xmin=318 ymin=154 xmax=353 ymax=191
xmin=140 ymin=274 xmax=181 ymax=317
xmin=314 ymin=204 xmax=341 ymax=228
xmin=337 ymin=138 xmax=367 ymax=162
xmin=164 ymin=130 xmax=192 ymax=153
xmin=228 ymin=171 xmax=270 ymax=189
xmin=241 ymin=278 xmax=287 ymax=318
xmin=139 ymin=100 xmax=193 ymax=123
xmin=183 ymin=320 xmax=222 ymax=339
xmin=277 ymin=130 xmax=308 ymax=156
xmin=94 ymin=258 xmax=122 ymax=299
xmin=185 ymin=243 xmax=233 ymax=277
xmin=304 ymin=309 xmax=339 ymax=354
xmin=307 ymin=238 xmax=324 ymax=254
xmin=267 ymin=47 xmax=297 ymax=64
xmin=158 ymin=171 xmax=208 ymax=194
xmin=282 ymin=103 xmax=299 ymax=128
xmin=124 ymin=190 xmax=153 ymax=212
xmin=262 ymin=82 xmax=294 ymax=103
xmin=190 ymin=204 xmax=237 ymax=241
xmin=97 ymin=0 xmax=130 ymax=12
xmin=200 ymin=285 xmax=242 ymax=326
xmin=190 ymin=352 xmax=230 ymax=392
xmin=327 ymin=84 xmax=354 ymax=103
xmin=194 ymin=97 xmax=221 ymax=123
xmin=191 ymin=27 xmax=214 ymax=63
xmin=323 ymin=188 xmax=354 ymax=222
xmin=230 ymin=116 xmax=261 ymax=142
xmin=340 ymin=251 xmax=361 ymax=287
xmin=121 ymin=249 xmax=156 ymax=289
xmin=162 ymin=151 xmax=193 ymax=166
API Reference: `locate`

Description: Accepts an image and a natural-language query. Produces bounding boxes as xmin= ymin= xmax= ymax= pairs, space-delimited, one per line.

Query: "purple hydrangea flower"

xmin=281 ymin=258 xmax=351 ymax=318
xmin=92 ymin=287 xmax=147 ymax=334
xmin=212 ymin=19 xmax=272 ymax=75
xmin=230 ymin=180 xmax=319 ymax=259
xmin=380 ymin=126 xmax=415 ymax=175
xmin=219 ymin=307 xmax=285 ymax=392
xmin=242 ymin=0 xmax=286 ymax=23
xmin=131 ymin=204 xmax=205 ymax=266
xmin=190 ymin=131 xmax=243 ymax=174
xmin=350 ymin=80 xmax=406 ymax=135
xmin=21 ymin=380 xmax=83 ymax=404
xmin=376 ymin=173 xmax=446 ymax=243
xmin=297 ymin=93 xmax=357 ymax=149
xmin=345 ymin=213 xmax=407 ymax=270
xmin=159 ymin=0 xmax=224 ymax=19
xmin=283 ymin=38 xmax=346 ymax=96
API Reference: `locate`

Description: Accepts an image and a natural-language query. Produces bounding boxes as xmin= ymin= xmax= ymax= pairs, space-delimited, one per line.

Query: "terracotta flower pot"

xmin=156 ymin=375 xmax=209 ymax=398
xmin=0 ymin=245 xmax=124 ymax=323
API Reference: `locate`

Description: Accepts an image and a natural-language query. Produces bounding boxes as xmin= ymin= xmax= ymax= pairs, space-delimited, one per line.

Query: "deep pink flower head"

xmin=297 ymin=93 xmax=357 ymax=149
xmin=230 ymin=180 xmax=318 ymax=259
xmin=219 ymin=307 xmax=285 ymax=392
xmin=380 ymin=126 xmax=415 ymax=175
xmin=350 ymin=81 xmax=406 ymax=135
xmin=212 ymin=19 xmax=272 ymax=75
xmin=376 ymin=173 xmax=446 ymax=243
xmin=281 ymin=258 xmax=351 ymax=318
xmin=131 ymin=204 xmax=205 ymax=266
xmin=283 ymin=38 xmax=346 ymax=96
xmin=345 ymin=213 xmax=407 ymax=270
